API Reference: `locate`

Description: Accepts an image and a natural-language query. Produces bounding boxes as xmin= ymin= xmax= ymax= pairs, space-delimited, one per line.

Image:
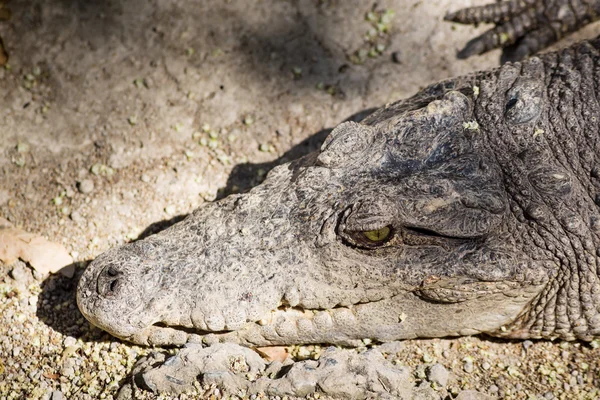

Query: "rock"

xmin=70 ymin=210 xmax=85 ymax=224
xmin=50 ymin=391 xmax=63 ymax=400
xmin=10 ymin=262 xmax=32 ymax=282
xmin=463 ymin=360 xmax=474 ymax=373
xmin=412 ymin=381 xmax=442 ymax=400
xmin=454 ymin=390 xmax=495 ymax=400
xmin=427 ymin=363 xmax=449 ymax=387
xmin=0 ymin=217 xmax=73 ymax=275
xmin=59 ymin=264 xmax=76 ymax=278
xmin=77 ymin=179 xmax=94 ymax=194
xmin=522 ymin=340 xmax=533 ymax=351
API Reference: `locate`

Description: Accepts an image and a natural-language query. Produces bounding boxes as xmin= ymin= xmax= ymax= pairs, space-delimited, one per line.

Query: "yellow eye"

xmin=361 ymin=226 xmax=392 ymax=244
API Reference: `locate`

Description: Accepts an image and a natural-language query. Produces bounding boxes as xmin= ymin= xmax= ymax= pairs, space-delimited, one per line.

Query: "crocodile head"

xmin=78 ymin=90 xmax=554 ymax=347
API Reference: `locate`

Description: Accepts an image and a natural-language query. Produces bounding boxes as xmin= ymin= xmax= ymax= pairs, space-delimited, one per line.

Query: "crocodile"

xmin=77 ymin=0 xmax=600 ymax=397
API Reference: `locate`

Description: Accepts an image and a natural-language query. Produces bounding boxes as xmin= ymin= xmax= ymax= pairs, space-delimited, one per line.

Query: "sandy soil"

xmin=1 ymin=0 xmax=599 ymax=399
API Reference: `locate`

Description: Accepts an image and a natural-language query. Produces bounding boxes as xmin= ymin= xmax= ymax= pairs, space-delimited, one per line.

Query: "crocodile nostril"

xmin=107 ymin=265 xmax=119 ymax=277
xmin=98 ymin=264 xmax=124 ymax=297
xmin=109 ymin=278 xmax=119 ymax=293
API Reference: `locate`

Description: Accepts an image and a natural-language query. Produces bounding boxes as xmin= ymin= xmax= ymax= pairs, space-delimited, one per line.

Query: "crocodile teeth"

xmin=283 ymin=287 xmax=301 ymax=307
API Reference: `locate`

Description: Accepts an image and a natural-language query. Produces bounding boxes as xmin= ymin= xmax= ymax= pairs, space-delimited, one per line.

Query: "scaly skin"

xmin=78 ymin=38 xmax=600 ymax=348
xmin=446 ymin=0 xmax=600 ymax=61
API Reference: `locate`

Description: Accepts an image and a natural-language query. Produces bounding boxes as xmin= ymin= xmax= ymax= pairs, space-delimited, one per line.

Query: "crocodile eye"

xmin=363 ymin=227 xmax=391 ymax=242
xmin=350 ymin=226 xmax=393 ymax=248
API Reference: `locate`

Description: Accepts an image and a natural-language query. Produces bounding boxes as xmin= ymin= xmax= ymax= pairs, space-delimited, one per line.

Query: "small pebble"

xmin=59 ymin=264 xmax=75 ymax=279
xmin=427 ymin=363 xmax=449 ymax=387
xmin=70 ymin=211 xmax=85 ymax=224
xmin=77 ymin=179 xmax=94 ymax=194
xmin=63 ymin=336 xmax=77 ymax=347
xmin=51 ymin=391 xmax=63 ymax=400
xmin=165 ymin=205 xmax=176 ymax=215
xmin=10 ymin=263 xmax=31 ymax=282
xmin=522 ymin=340 xmax=533 ymax=351
xmin=481 ymin=361 xmax=491 ymax=370
xmin=463 ymin=361 xmax=474 ymax=373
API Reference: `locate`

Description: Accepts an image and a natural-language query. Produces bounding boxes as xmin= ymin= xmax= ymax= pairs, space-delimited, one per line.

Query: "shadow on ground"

xmin=6 ymin=0 xmax=380 ymax=94
xmin=36 ymin=261 xmax=113 ymax=342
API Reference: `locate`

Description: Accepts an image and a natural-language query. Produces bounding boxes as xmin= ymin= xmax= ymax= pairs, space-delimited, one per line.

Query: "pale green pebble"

xmin=580 ymin=362 xmax=589 ymax=370
xmin=16 ymin=142 xmax=29 ymax=153
xmin=199 ymin=137 xmax=208 ymax=146
xmin=375 ymin=43 xmax=386 ymax=53
xmin=472 ymin=86 xmax=479 ymax=96
xmin=186 ymin=47 xmax=195 ymax=56
xmin=53 ymin=196 xmax=63 ymax=206
xmin=499 ymin=32 xmax=510 ymax=44
xmin=366 ymin=28 xmax=377 ymax=39
xmin=61 ymin=206 xmax=70 ymax=215
xmin=217 ymin=154 xmax=229 ymax=164
xmin=590 ymin=339 xmax=600 ymax=349
xmin=165 ymin=205 xmax=176 ymax=215
xmin=368 ymin=48 xmax=379 ymax=58
xmin=127 ymin=116 xmax=137 ymax=126
xmin=133 ymin=78 xmax=146 ymax=88
xmin=259 ymin=143 xmax=270 ymax=152
xmin=24 ymin=73 xmax=35 ymax=81
xmin=202 ymin=123 xmax=211 ymax=133
xmin=296 ymin=347 xmax=311 ymax=359
xmin=365 ymin=11 xmax=377 ymax=22
xmin=208 ymin=139 xmax=219 ymax=149
xmin=538 ymin=365 xmax=551 ymax=375
xmin=381 ymin=10 xmax=395 ymax=24
xmin=32 ymin=66 xmax=41 ymax=76
xmin=209 ymin=131 xmax=218 ymax=139
xmin=292 ymin=67 xmax=302 ymax=77
xmin=534 ymin=128 xmax=544 ymax=136
xmin=316 ymin=82 xmax=325 ymax=90
xmin=191 ymin=131 xmax=202 ymax=140
xmin=243 ymin=116 xmax=254 ymax=126
xmin=507 ymin=366 xmax=521 ymax=377
xmin=185 ymin=150 xmax=194 ymax=159
xmin=227 ymin=134 xmax=237 ymax=142
xmin=422 ymin=353 xmax=434 ymax=363
xmin=173 ymin=122 xmax=184 ymax=132
xmin=362 ymin=338 xmax=372 ymax=345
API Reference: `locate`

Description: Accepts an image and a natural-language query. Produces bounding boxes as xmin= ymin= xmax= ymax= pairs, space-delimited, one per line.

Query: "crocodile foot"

xmin=446 ymin=0 xmax=600 ymax=61
xmin=118 ymin=343 xmax=418 ymax=399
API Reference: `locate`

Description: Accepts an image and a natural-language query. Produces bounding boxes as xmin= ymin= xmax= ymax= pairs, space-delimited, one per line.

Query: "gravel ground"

xmin=1 ymin=0 xmax=600 ymax=399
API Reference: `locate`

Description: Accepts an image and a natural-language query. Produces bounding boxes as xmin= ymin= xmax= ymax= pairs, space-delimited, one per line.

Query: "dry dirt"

xmin=1 ymin=0 xmax=599 ymax=399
